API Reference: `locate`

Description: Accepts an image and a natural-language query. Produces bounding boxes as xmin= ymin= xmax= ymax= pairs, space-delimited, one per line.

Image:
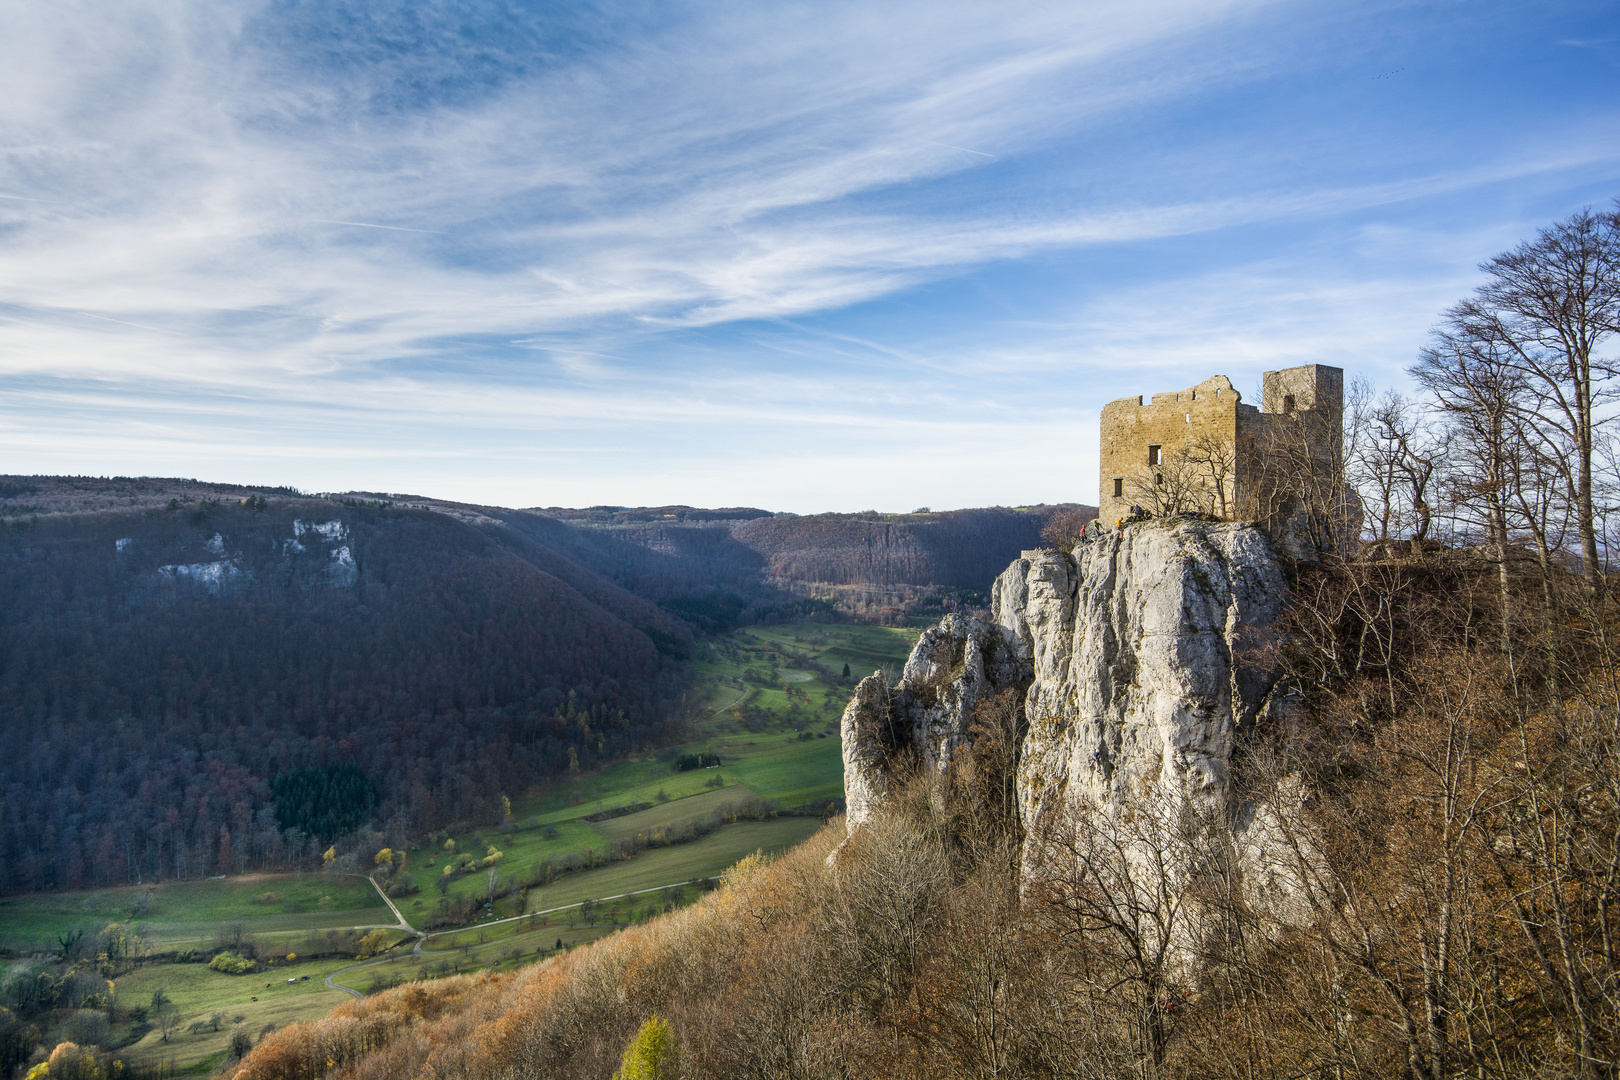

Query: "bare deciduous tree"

xmin=1126 ymin=446 xmax=1211 ymax=518
xmin=1185 ymin=433 xmax=1238 ymax=518
xmin=1349 ymin=389 xmax=1439 ymax=542
xmin=1416 ymin=204 xmax=1620 ymax=595
xmin=824 ymin=783 xmax=952 ymax=1016
xmin=1027 ymin=793 xmax=1224 ymax=1078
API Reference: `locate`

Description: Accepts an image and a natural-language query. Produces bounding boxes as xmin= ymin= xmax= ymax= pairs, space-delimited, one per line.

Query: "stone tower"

xmin=1097 ymin=364 xmax=1345 ymax=531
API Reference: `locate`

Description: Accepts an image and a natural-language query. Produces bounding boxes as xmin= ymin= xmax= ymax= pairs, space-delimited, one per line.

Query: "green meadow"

xmin=115 ymin=955 xmax=365 ymax=1070
xmin=0 ymin=874 xmax=391 ymax=954
xmin=588 ymin=786 xmax=759 ymax=842
xmin=0 ymin=620 xmax=920 ymax=1073
xmin=519 ymin=818 xmax=823 ymax=914
xmin=341 ymin=923 xmax=614 ymax=994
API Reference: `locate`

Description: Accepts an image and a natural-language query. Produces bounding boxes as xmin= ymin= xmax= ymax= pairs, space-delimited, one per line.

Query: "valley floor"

xmin=0 ymin=620 xmax=919 ymax=1074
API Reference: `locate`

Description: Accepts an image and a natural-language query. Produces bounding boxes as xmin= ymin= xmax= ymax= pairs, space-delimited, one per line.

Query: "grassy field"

xmin=744 ymin=623 xmax=921 ymax=685
xmin=389 ymin=817 xmax=605 ymax=909
xmin=521 ymin=818 xmax=824 ymax=915
xmin=113 ymin=952 xmax=390 ymax=1071
xmin=518 ymin=761 xmax=747 ymax=823
xmin=0 ymin=619 xmax=919 ymax=1073
xmin=329 ymin=815 xmax=832 ymax=998
xmin=692 ymin=623 xmax=919 ymax=733
xmin=589 ymin=785 xmax=759 ymax=842
xmin=0 ymin=874 xmax=391 ymax=953
xmin=82 ymin=807 xmax=826 ymax=1073
xmin=342 ymin=923 xmax=613 ymax=993
xmin=385 ymin=817 xmax=829 ymax=967
xmin=403 ymin=622 xmax=917 ymax=921
xmin=723 ymin=736 xmax=847 ymax=806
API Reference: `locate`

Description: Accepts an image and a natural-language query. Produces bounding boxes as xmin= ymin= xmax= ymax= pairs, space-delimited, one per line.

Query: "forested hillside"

xmin=537 ymin=504 xmax=1093 ymax=623
xmin=220 ymin=447 xmax=1620 ymax=1080
xmin=0 ymin=480 xmax=1075 ymax=897
xmin=0 ymin=492 xmax=694 ymax=895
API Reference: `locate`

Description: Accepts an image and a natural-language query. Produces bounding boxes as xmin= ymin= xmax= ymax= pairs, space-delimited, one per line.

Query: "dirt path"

xmin=710 ymin=683 xmax=749 ymax=718
xmin=366 ymin=874 xmax=420 ymax=936
xmin=323 ymin=877 xmax=423 ymax=997
xmin=412 ymin=877 xmax=712 ymax=956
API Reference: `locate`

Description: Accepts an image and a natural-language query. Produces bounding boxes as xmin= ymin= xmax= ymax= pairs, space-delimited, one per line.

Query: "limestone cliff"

xmin=841 ymin=518 xmax=1288 ymax=844
xmin=840 ymin=612 xmax=1031 ymax=829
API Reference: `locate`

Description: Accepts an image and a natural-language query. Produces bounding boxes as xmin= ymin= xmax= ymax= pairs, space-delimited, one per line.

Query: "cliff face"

xmin=841 ymin=518 xmax=1289 ymax=860
xmin=841 ymin=612 xmax=1031 ymax=829
xmin=1002 ymin=521 xmax=1287 ymax=836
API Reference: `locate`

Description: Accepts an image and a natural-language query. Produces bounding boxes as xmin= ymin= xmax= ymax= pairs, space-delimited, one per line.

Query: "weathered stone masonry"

xmin=1097 ymin=363 xmax=1344 ymax=526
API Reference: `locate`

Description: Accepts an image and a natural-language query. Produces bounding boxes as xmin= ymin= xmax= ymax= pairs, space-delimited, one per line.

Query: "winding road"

xmin=323 ymin=875 xmax=713 ymax=996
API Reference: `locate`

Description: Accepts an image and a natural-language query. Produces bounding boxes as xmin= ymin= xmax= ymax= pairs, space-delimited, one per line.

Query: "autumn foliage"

xmin=215 ymin=540 xmax=1620 ymax=1080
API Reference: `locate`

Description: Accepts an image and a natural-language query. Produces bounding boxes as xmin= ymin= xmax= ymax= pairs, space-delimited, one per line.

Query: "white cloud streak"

xmin=0 ymin=0 xmax=1615 ymax=508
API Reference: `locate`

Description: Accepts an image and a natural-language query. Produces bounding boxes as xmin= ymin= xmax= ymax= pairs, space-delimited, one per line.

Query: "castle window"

xmin=1185 ymin=413 xmax=1191 ymax=423
xmin=1113 ymin=478 xmax=1123 ymax=498
xmin=1284 ymin=394 xmax=1296 ymax=412
xmin=1155 ymin=473 xmax=1164 ymax=487
xmin=1148 ymin=444 xmax=1162 ymax=466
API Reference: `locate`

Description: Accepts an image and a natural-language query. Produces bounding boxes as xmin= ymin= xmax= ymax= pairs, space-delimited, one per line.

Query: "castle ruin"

xmin=1098 ymin=364 xmax=1346 ymax=551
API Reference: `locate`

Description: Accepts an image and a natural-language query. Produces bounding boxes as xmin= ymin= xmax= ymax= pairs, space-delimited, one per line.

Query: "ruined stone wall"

xmin=1098 ymin=365 xmax=1345 ymax=532
xmin=1098 ymin=374 xmax=1246 ymax=524
xmin=1262 ymin=364 xmax=1343 ymax=429
xmin=1251 ymin=365 xmax=1345 ymax=470
xmin=1247 ymin=366 xmax=1353 ymax=557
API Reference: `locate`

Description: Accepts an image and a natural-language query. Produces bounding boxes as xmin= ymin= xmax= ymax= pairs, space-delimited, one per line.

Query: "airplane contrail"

xmin=910 ymin=138 xmax=995 ymax=158
xmin=0 ymin=192 xmax=49 ymax=202
xmin=315 ymin=219 xmax=444 ymax=234
xmin=77 ymin=312 xmax=179 ymax=335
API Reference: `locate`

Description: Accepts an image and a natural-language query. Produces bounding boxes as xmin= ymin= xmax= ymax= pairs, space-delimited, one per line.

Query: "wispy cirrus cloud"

xmin=1 ymin=0 xmax=1617 ymax=508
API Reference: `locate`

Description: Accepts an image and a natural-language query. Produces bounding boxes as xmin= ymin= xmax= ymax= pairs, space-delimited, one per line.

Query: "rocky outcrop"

xmin=839 ymin=613 xmax=1032 ymax=829
xmin=840 ymin=675 xmax=897 ymax=832
xmin=1003 ymin=521 xmax=1287 ymax=847
xmin=842 ymin=518 xmax=1289 ymax=849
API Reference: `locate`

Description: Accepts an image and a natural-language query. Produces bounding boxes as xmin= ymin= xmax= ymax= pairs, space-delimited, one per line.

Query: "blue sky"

xmin=1 ymin=0 xmax=1616 ymax=511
